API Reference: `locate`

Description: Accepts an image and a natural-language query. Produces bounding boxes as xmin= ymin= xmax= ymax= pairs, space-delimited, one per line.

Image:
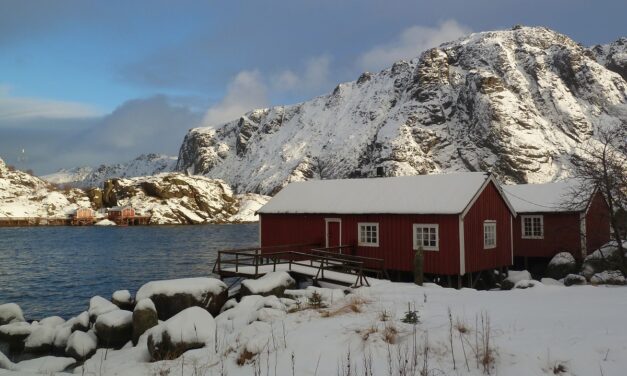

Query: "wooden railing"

xmin=213 ymin=244 xmax=388 ymax=287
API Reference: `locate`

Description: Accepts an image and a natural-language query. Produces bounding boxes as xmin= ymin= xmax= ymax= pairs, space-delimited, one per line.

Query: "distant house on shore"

xmin=71 ymin=207 xmax=96 ymax=226
xmin=257 ymin=172 xmax=517 ymax=284
xmin=106 ymin=205 xmax=150 ymax=225
xmin=502 ymin=180 xmax=610 ymax=262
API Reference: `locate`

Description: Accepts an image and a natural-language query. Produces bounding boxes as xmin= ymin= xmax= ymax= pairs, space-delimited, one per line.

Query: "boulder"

xmin=500 ymin=270 xmax=532 ymax=290
xmin=94 ymin=310 xmax=133 ymax=349
xmin=88 ymin=296 xmax=119 ymax=322
xmin=24 ymin=325 xmax=56 ymax=354
xmin=112 ymin=290 xmax=134 ymax=311
xmin=14 ymin=355 xmax=76 ymax=374
xmin=513 ymin=280 xmax=542 ymax=289
xmin=240 ymin=272 xmax=296 ymax=298
xmin=582 ymin=242 xmax=626 ymax=280
xmin=0 ymin=322 xmax=33 ymax=353
xmin=136 ymin=277 xmax=228 ymax=320
xmin=0 ymin=303 xmax=25 ymax=326
xmin=590 ymin=270 xmax=626 ymax=285
xmin=564 ymin=274 xmax=587 ymax=286
xmin=147 ymin=307 xmax=215 ymax=361
xmin=68 ymin=312 xmax=90 ymax=332
xmin=133 ymin=299 xmax=158 ymax=345
xmin=545 ymin=252 xmax=577 ymax=280
xmin=65 ymin=330 xmax=97 ymax=360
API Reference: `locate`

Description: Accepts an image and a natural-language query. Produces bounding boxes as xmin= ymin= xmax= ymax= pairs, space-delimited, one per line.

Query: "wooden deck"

xmin=213 ymin=244 xmax=389 ymax=288
xmin=0 ymin=217 xmax=70 ymax=227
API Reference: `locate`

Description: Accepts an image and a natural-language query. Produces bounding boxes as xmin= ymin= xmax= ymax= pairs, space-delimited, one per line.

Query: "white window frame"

xmin=484 ymin=220 xmax=497 ymax=249
xmin=521 ymin=215 xmax=544 ymax=239
xmin=413 ymin=224 xmax=439 ymax=251
xmin=358 ymin=222 xmax=379 ymax=247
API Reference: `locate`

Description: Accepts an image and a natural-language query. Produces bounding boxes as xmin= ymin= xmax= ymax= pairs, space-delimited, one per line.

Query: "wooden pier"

xmin=213 ymin=244 xmax=389 ymax=288
xmin=0 ymin=217 xmax=70 ymax=227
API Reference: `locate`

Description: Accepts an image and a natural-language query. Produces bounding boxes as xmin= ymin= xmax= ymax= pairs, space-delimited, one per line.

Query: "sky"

xmin=1 ymin=0 xmax=625 ymax=174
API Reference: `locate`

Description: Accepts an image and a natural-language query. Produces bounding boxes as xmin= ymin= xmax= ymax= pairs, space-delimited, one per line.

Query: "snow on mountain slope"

xmin=42 ymin=154 xmax=177 ymax=188
xmin=101 ymin=173 xmax=268 ymax=224
xmin=0 ymin=158 xmax=90 ymax=218
xmin=177 ymin=26 xmax=627 ymax=195
xmin=591 ymin=37 xmax=627 ymax=81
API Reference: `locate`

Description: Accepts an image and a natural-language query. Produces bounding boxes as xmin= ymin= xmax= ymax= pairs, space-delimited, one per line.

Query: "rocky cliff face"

xmin=590 ymin=37 xmax=627 ymax=81
xmin=177 ymin=26 xmax=627 ymax=195
xmin=0 ymin=158 xmax=90 ymax=218
xmin=100 ymin=173 xmax=268 ymax=225
xmin=42 ymin=154 xmax=177 ymax=189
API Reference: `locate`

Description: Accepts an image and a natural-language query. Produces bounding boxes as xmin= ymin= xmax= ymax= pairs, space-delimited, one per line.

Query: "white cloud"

xmin=202 ymin=70 xmax=269 ymax=126
xmin=0 ymin=85 xmax=100 ymax=122
xmin=272 ymin=54 xmax=333 ymax=95
xmin=357 ymin=20 xmax=471 ymax=72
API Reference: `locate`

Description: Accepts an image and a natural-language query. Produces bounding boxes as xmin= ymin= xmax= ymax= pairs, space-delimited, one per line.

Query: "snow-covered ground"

xmin=3 ymin=282 xmax=625 ymax=375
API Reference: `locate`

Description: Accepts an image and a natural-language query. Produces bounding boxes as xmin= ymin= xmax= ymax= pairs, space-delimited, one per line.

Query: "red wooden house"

xmin=503 ymin=180 xmax=610 ymax=261
xmin=71 ymin=207 xmax=96 ymax=225
xmin=257 ymin=172 xmax=517 ymax=282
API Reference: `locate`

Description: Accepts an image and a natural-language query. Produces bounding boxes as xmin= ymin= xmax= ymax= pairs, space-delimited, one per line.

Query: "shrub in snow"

xmin=147 ymin=306 xmax=215 ymax=362
xmin=564 ymin=274 xmax=587 ymax=286
xmin=0 ymin=303 xmax=25 ymax=325
xmin=88 ymin=296 xmax=119 ymax=322
xmin=136 ymin=277 xmax=228 ymax=319
xmin=590 ymin=270 xmax=625 ymax=285
xmin=240 ymin=272 xmax=296 ymax=298
xmin=0 ymin=322 xmax=33 ymax=353
xmin=65 ymin=330 xmax=97 ymax=360
xmin=582 ymin=241 xmax=627 ymax=280
xmin=283 ymin=286 xmax=347 ymax=307
xmin=94 ymin=310 xmax=133 ymax=349
xmin=112 ymin=290 xmax=134 ymax=310
xmin=546 ymin=252 xmax=577 ymax=280
xmin=500 ymin=270 xmax=532 ymax=290
xmin=132 ymin=298 xmax=158 ymax=345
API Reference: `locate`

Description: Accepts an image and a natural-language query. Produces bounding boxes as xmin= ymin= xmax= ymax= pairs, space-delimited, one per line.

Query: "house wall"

xmin=76 ymin=208 xmax=94 ymax=219
xmin=586 ymin=191 xmax=611 ymax=255
xmin=260 ymin=213 xmax=462 ymax=275
xmin=463 ymin=182 xmax=513 ymax=273
xmin=512 ymin=212 xmax=581 ymax=259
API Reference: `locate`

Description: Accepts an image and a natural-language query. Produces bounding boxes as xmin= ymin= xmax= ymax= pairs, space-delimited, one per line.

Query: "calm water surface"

xmin=0 ymin=224 xmax=258 ymax=320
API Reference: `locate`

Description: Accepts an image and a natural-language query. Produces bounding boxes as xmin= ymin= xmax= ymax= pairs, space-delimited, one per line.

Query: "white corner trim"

xmin=579 ymin=212 xmax=587 ymax=258
xmin=510 ymin=215 xmax=513 ymax=265
xmin=459 ymin=215 xmax=465 ymax=275
xmin=258 ymin=215 xmax=262 ymax=245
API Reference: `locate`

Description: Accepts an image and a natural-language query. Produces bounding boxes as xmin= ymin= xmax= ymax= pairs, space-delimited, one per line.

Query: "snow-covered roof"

xmin=502 ymin=180 xmax=587 ymax=213
xmin=258 ymin=172 xmax=497 ymax=215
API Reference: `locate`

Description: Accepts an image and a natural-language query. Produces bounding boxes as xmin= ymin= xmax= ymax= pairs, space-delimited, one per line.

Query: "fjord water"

xmin=0 ymin=224 xmax=258 ymax=320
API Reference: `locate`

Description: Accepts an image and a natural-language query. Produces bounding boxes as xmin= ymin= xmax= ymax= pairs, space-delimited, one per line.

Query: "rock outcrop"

xmin=176 ymin=26 xmax=627 ymax=195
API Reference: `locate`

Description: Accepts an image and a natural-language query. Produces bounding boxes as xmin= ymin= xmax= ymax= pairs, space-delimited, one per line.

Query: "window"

xmin=484 ymin=221 xmax=496 ymax=249
xmin=413 ymin=224 xmax=439 ymax=251
xmin=358 ymin=223 xmax=379 ymax=247
xmin=521 ymin=215 xmax=544 ymax=239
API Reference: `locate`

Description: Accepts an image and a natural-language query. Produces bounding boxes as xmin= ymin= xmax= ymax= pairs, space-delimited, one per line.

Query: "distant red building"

xmin=257 ymin=172 xmax=516 ymax=281
xmin=503 ymin=181 xmax=610 ymax=260
xmin=71 ymin=207 xmax=96 ymax=225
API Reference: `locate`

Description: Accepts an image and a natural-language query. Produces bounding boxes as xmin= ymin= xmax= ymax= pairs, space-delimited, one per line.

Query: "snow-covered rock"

xmin=0 ymin=158 xmax=91 ymax=219
xmin=147 ymin=307 xmax=215 ymax=361
xmin=514 ymin=279 xmax=543 ymax=289
xmin=0 ymin=322 xmax=33 ymax=352
xmin=14 ymin=355 xmax=76 ymax=373
xmin=228 ymin=193 xmax=270 ymax=222
xmin=94 ymin=219 xmax=116 ymax=226
xmin=217 ymin=295 xmax=288 ymax=332
xmin=67 ymin=311 xmax=90 ymax=332
xmin=88 ymin=296 xmax=119 ymax=321
xmin=582 ymin=241 xmax=627 ymax=279
xmin=501 ymin=270 xmax=532 ymax=290
xmin=132 ymin=299 xmax=158 ymax=345
xmin=94 ymin=310 xmax=133 ymax=348
xmin=176 ymin=26 xmax=627 ymax=195
xmin=240 ymin=272 xmax=296 ymax=297
xmin=540 ymin=277 xmax=564 ymax=286
xmin=24 ymin=324 xmax=57 ymax=353
xmin=41 ymin=153 xmax=178 ymax=189
xmin=65 ymin=330 xmax=98 ymax=360
xmin=546 ymin=252 xmax=577 ymax=280
xmin=136 ymin=277 xmax=228 ymax=319
xmin=590 ymin=270 xmax=625 ymax=285
xmin=591 ymin=37 xmax=627 ymax=81
xmin=564 ymin=274 xmax=587 ymax=286
xmin=0 ymin=303 xmax=25 ymax=325
xmin=112 ymin=290 xmax=134 ymax=310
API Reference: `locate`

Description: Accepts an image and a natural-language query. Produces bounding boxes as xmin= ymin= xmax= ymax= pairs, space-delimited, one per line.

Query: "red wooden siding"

xmin=512 ymin=212 xmax=581 ymax=258
xmin=261 ymin=213 xmax=461 ymax=274
xmin=585 ymin=191 xmax=611 ymax=255
xmin=463 ymin=182 xmax=513 ymax=273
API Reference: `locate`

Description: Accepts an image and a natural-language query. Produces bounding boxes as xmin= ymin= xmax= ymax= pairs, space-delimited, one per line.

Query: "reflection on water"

xmin=0 ymin=224 xmax=258 ymax=319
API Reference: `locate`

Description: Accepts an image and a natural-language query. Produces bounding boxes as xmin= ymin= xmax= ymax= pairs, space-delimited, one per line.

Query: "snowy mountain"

xmin=0 ymin=157 xmax=90 ymax=218
xmin=590 ymin=37 xmax=627 ymax=81
xmin=177 ymin=26 xmax=627 ymax=195
xmin=42 ymin=154 xmax=177 ymax=188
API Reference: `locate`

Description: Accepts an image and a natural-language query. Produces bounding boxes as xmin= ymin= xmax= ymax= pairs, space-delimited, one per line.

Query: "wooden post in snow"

xmin=414 ymin=246 xmax=424 ymax=286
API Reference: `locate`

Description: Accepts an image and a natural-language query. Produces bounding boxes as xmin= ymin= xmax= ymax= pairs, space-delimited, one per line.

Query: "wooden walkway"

xmin=213 ymin=244 xmax=389 ymax=288
xmin=0 ymin=217 xmax=69 ymax=227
